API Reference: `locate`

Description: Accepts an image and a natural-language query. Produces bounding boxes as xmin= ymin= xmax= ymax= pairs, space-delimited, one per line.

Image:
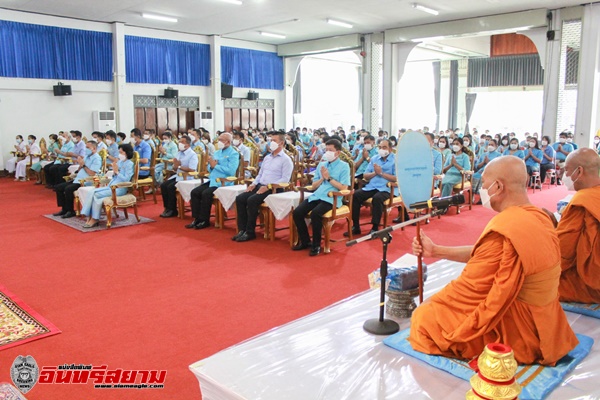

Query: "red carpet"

xmin=0 ymin=178 xmax=570 ymax=399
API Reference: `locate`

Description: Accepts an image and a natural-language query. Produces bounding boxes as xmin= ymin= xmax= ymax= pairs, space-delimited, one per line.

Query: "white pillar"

xmin=574 ymin=4 xmax=600 ymax=147
xmin=284 ymin=57 xmax=303 ymax=131
xmin=210 ymin=36 xmax=223 ymax=134
xmin=457 ymin=59 xmax=468 ymax=132
xmin=381 ymin=42 xmax=394 ymax=133
xmin=360 ymin=35 xmax=374 ymax=132
xmin=541 ymin=11 xmax=562 ymax=138
xmin=439 ymin=61 xmax=451 ymax=131
xmin=112 ymin=22 xmax=127 ymax=132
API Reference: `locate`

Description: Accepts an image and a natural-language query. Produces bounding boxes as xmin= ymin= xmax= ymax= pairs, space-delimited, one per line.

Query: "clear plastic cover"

xmin=190 ymin=259 xmax=600 ymax=400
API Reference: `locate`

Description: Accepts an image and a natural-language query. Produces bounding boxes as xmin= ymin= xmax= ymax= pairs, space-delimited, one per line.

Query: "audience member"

xmin=14 ymin=135 xmax=41 ymax=181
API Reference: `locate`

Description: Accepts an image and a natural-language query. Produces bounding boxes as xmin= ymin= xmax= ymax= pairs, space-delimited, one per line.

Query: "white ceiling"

xmin=0 ymin=0 xmax=588 ymax=45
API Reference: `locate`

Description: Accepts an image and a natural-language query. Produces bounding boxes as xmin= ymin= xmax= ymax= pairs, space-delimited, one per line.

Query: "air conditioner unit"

xmin=194 ymin=111 xmax=214 ymax=134
xmin=92 ymin=111 xmax=116 ymax=132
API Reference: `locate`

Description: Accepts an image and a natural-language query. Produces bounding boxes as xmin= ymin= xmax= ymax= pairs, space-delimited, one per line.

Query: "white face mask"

xmin=510 ymin=143 xmax=518 ymax=150
xmin=364 ymin=144 xmax=373 ymax=151
xmin=72 ymin=137 xmax=79 ymax=143
xmin=269 ymin=141 xmax=279 ymax=152
xmin=105 ymin=139 xmax=112 ymax=145
xmin=323 ymin=151 xmax=336 ymax=162
xmin=464 ymin=140 xmax=470 ymax=146
xmin=567 ymin=138 xmax=573 ymax=143
xmin=487 ymin=146 xmax=496 ymax=153
xmin=178 ymin=143 xmax=186 ymax=151
xmin=233 ymin=139 xmax=241 ymax=146
xmin=119 ymin=154 xmax=126 ymax=161
xmin=438 ymin=142 xmax=446 ymax=149
xmin=541 ymin=140 xmax=548 ymax=146
xmin=202 ymin=138 xmax=209 ymax=144
xmin=319 ymin=143 xmax=326 ymax=150
xmin=562 ymin=168 xmax=580 ymax=191
xmin=143 ymin=134 xmax=150 ymax=140
xmin=560 ymin=138 xmax=566 ymax=144
xmin=452 ymin=145 xmax=461 ymax=153
xmin=286 ymin=139 xmax=292 ymax=145
xmin=528 ymin=142 xmax=535 ymax=148
xmin=378 ymin=149 xmax=389 ymax=158
xmin=480 ymin=180 xmax=498 ymax=211
xmin=217 ymin=141 xmax=226 ymax=150
xmin=502 ymin=140 xmax=508 ymax=145
xmin=434 ymin=139 xmax=439 ymax=144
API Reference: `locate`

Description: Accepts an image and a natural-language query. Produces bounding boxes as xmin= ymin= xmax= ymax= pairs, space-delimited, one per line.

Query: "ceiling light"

xmin=327 ymin=19 xmax=353 ymax=29
xmin=222 ymin=0 xmax=243 ymax=4
xmin=412 ymin=3 xmax=439 ymax=16
xmin=260 ymin=32 xmax=286 ymax=39
xmin=142 ymin=13 xmax=178 ymax=23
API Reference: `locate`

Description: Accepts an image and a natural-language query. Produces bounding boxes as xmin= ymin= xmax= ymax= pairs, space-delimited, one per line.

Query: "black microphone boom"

xmin=409 ymin=194 xmax=465 ymax=210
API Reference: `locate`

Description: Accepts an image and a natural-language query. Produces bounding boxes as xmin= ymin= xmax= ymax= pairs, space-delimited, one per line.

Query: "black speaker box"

xmin=221 ymin=82 xmax=233 ymax=99
xmin=247 ymin=91 xmax=259 ymax=100
xmin=164 ymin=88 xmax=178 ymax=98
xmin=53 ymin=85 xmax=72 ymax=96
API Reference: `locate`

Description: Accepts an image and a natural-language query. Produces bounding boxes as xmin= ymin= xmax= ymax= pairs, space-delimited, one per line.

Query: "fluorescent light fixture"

xmin=412 ymin=3 xmax=439 ymax=16
xmin=222 ymin=0 xmax=243 ymax=4
xmin=260 ymin=31 xmax=286 ymax=39
xmin=142 ymin=13 xmax=178 ymax=23
xmin=327 ymin=19 xmax=353 ymax=29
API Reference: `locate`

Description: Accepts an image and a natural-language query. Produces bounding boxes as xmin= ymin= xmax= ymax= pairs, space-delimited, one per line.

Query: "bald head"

xmin=481 ymin=156 xmax=530 ymax=212
xmin=565 ymin=148 xmax=600 ymax=190
xmin=220 ymin=132 xmax=232 ymax=143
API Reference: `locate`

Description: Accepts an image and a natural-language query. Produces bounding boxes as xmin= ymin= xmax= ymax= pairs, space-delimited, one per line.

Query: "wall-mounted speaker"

xmin=164 ymin=88 xmax=178 ymax=98
xmin=247 ymin=91 xmax=259 ymax=100
xmin=547 ymin=30 xmax=556 ymax=41
xmin=53 ymin=84 xmax=72 ymax=96
xmin=221 ymin=82 xmax=233 ymax=99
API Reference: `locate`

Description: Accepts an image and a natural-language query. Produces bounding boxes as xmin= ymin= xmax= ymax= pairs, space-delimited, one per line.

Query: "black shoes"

xmin=194 ymin=221 xmax=210 ymax=230
xmin=185 ymin=219 xmax=200 ymax=229
xmin=232 ymin=230 xmax=245 ymax=240
xmin=53 ymin=210 xmax=66 ymax=217
xmin=343 ymin=227 xmax=362 ymax=237
xmin=61 ymin=211 xmax=76 ymax=219
xmin=292 ymin=242 xmax=310 ymax=251
xmin=160 ymin=209 xmax=177 ymax=218
xmin=236 ymin=232 xmax=256 ymax=242
xmin=309 ymin=246 xmax=321 ymax=256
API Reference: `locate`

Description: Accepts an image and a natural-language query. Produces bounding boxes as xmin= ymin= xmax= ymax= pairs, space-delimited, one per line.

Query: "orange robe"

xmin=409 ymin=205 xmax=578 ymax=365
xmin=558 ymin=186 xmax=600 ymax=303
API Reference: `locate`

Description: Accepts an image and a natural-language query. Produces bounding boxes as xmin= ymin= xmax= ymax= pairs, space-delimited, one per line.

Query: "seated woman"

xmin=472 ymin=139 xmax=501 ymax=201
xmin=498 ymin=135 xmax=510 ymax=153
xmin=6 ymin=135 xmax=27 ymax=175
xmin=502 ymin=137 xmax=524 ymax=159
xmin=31 ymin=134 xmax=60 ymax=184
xmin=524 ymin=137 xmax=544 ymax=187
xmin=540 ymin=135 xmax=556 ymax=183
xmin=154 ymin=131 xmax=179 ymax=184
xmin=441 ymin=137 xmax=471 ymax=198
xmin=80 ymin=143 xmax=135 ymax=228
xmin=14 ymin=135 xmax=41 ymax=181
xmin=286 ymin=131 xmax=304 ymax=161
xmin=437 ymin=136 xmax=451 ymax=161
xmin=201 ymin=131 xmax=215 ymax=157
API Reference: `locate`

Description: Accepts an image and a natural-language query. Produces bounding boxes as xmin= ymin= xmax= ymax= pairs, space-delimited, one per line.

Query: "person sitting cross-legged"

xmin=292 ymin=139 xmax=351 ymax=256
xmin=232 ymin=132 xmax=294 ymax=242
xmin=347 ymin=139 xmax=397 ymax=236
xmin=159 ymin=135 xmax=199 ymax=218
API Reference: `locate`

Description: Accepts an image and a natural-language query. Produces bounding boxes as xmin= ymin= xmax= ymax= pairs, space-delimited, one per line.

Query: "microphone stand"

xmin=347 ymin=212 xmax=436 ymax=335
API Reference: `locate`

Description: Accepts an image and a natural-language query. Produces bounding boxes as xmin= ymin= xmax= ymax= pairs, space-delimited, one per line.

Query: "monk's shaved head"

xmin=484 ymin=155 xmax=528 ymax=190
xmin=566 ymin=148 xmax=600 ymax=174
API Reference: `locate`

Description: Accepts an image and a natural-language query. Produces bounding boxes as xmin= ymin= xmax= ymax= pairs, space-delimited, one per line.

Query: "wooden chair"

xmin=25 ymin=138 xmax=46 ymax=181
xmin=297 ymin=152 xmax=354 ymax=254
xmin=212 ymin=149 xmax=245 ymax=229
xmin=452 ymin=153 xmax=474 ymax=214
xmin=102 ymin=152 xmax=140 ymax=228
xmin=244 ymin=138 xmax=260 ymax=178
xmin=362 ymin=181 xmax=405 ymax=229
xmin=136 ymin=146 xmax=157 ymax=203
xmin=176 ymin=148 xmax=208 ymax=219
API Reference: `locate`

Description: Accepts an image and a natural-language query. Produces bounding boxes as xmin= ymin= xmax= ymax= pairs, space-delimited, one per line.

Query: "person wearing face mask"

xmin=440 ymin=137 xmax=471 ymax=198
xmin=555 ymin=148 xmax=600 ymax=303
xmin=52 ymin=140 xmax=102 ymax=219
xmin=186 ymin=133 xmax=240 ymax=230
xmin=472 ymin=139 xmax=501 ymax=203
xmin=44 ymin=131 xmax=85 ymax=188
xmin=188 ymin=129 xmax=206 ymax=152
xmin=410 ymin=155 xmax=578 ymax=365
xmin=292 ymin=139 xmax=351 ymax=256
xmin=552 ymin=132 xmax=574 ymax=184
xmin=6 ymin=135 xmax=27 ymax=175
xmin=502 ymin=138 xmax=524 ymax=159
xmin=159 ymin=135 xmax=199 ymax=218
xmin=43 ymin=132 xmax=74 ymax=187
xmin=153 ymin=131 xmax=179 ymax=185
xmin=232 ymin=131 xmax=251 ymax=175
xmin=142 ymin=129 xmax=156 ymax=151
xmin=91 ymin=131 xmax=107 ymax=152
xmin=462 ymin=135 xmax=474 ymax=154
xmin=80 ymin=143 xmax=135 ymax=228
xmin=129 ymin=128 xmax=152 ymax=181
xmin=104 ymin=131 xmax=120 ymax=164
xmin=594 ymin=135 xmax=600 ymax=153
xmin=14 ymin=135 xmax=41 ymax=181
xmin=353 ymin=135 xmax=378 ymax=183
xmin=566 ymin=132 xmax=578 ymax=150
xmin=232 ymin=132 xmax=294 ymax=242
xmin=351 ymin=131 xmax=367 ymax=159
xmin=498 ymin=135 xmax=510 ymax=153
xmin=31 ymin=133 xmax=60 ymax=184
xmin=524 ymin=137 xmax=543 ymax=188
xmin=437 ymin=136 xmax=451 ymax=160
xmin=539 ymin=135 xmax=556 ymax=184
xmin=299 ymin=128 xmax=311 ymax=147
xmin=347 ymin=140 xmax=398 ymax=235
xmin=199 ymin=131 xmax=215 ymax=157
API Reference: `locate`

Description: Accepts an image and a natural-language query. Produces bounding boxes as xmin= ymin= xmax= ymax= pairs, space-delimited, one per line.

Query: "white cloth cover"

xmin=214 ymin=185 xmax=247 ymax=211
xmin=264 ymin=191 xmax=313 ymax=221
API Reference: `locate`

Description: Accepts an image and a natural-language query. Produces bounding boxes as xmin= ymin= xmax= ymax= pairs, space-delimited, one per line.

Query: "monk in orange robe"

xmin=410 ymin=156 xmax=578 ymax=365
xmin=557 ymin=148 xmax=600 ymax=303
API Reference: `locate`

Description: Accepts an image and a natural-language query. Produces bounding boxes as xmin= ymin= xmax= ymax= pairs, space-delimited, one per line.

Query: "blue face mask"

xmin=116 ymin=137 xmax=122 ymax=143
xmin=85 ymin=148 xmax=92 ymax=156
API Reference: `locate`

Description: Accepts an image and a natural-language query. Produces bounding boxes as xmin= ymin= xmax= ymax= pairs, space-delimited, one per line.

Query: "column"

xmin=381 ymin=42 xmax=394 ymax=134
xmin=284 ymin=57 xmax=303 ymax=131
xmin=438 ymin=61 xmax=451 ymax=132
xmin=210 ymin=35 xmax=223 ymax=134
xmin=112 ymin=22 xmax=127 ymax=132
xmin=457 ymin=59 xmax=468 ymax=132
xmin=541 ymin=10 xmax=562 ymax=138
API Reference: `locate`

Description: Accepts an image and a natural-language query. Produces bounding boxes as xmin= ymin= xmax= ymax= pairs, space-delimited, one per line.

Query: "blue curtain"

xmin=221 ymin=47 xmax=283 ymax=90
xmin=126 ymin=36 xmax=210 ymax=86
xmin=0 ymin=20 xmax=112 ymax=81
xmin=468 ymin=55 xmax=544 ymax=87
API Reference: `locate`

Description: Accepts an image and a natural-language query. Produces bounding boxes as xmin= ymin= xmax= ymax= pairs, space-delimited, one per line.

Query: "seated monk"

xmin=409 ymin=156 xmax=578 ymax=365
xmin=557 ymin=148 xmax=600 ymax=303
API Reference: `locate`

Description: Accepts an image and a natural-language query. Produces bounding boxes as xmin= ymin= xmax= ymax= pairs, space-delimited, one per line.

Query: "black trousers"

xmin=55 ymin=181 xmax=81 ymax=212
xmin=190 ymin=182 xmax=218 ymax=222
xmin=44 ymin=163 xmax=70 ymax=186
xmin=352 ymin=189 xmax=390 ymax=229
xmin=161 ymin=179 xmax=178 ymax=211
xmin=235 ymin=185 xmax=269 ymax=233
xmin=540 ymin=163 xmax=554 ymax=183
xmin=293 ymin=199 xmax=333 ymax=247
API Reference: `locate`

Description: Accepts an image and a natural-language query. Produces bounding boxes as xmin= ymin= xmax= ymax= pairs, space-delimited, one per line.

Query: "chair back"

xmin=131 ymin=151 xmax=140 ymax=184
xmin=338 ymin=151 xmax=355 ymax=188
xmin=39 ymin=138 xmax=47 ymax=154
xmin=231 ymin=146 xmax=245 ymax=183
xmin=283 ymin=149 xmax=298 ymax=186
xmin=194 ymin=145 xmax=207 ymax=177
xmin=98 ymin=148 xmax=108 ymax=174
xmin=82 ymin=136 xmax=88 ymax=143
xmin=244 ymin=138 xmax=260 ymax=173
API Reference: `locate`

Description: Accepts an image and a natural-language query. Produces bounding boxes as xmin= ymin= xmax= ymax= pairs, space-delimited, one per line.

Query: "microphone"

xmin=409 ymin=194 xmax=465 ymax=210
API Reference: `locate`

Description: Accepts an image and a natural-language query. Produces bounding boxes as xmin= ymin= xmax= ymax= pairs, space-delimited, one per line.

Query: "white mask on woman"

xmin=119 ymin=154 xmax=126 ymax=161
xmin=541 ymin=140 xmax=548 ymax=146
xmin=510 ymin=143 xmax=518 ymax=150
xmin=452 ymin=145 xmax=461 ymax=153
xmin=528 ymin=142 xmax=536 ymax=148
xmin=438 ymin=142 xmax=446 ymax=149
xmin=487 ymin=146 xmax=496 ymax=153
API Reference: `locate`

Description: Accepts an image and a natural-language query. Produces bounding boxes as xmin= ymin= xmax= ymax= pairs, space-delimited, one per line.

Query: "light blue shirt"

xmin=192 ymin=140 xmax=206 ymax=152
xmin=443 ymin=152 xmax=471 ymax=175
xmin=208 ymin=146 xmax=240 ymax=187
xmin=54 ymin=140 xmax=75 ymax=164
xmin=162 ymin=141 xmax=178 ymax=160
xmin=524 ymin=148 xmax=544 ymax=167
xmin=75 ymin=152 xmax=102 ymax=181
xmin=432 ymin=149 xmax=442 ymax=175
xmin=255 ymin=151 xmax=294 ymax=186
xmin=363 ymin=154 xmax=398 ymax=194
xmin=145 ymin=138 xmax=156 ymax=150
xmin=354 ymin=146 xmax=378 ymax=176
xmin=552 ymin=142 xmax=574 ymax=161
xmin=310 ymin=158 xmax=351 ymax=207
xmin=300 ymin=133 xmax=311 ymax=145
xmin=352 ymin=143 xmax=364 ymax=159
xmin=173 ymin=147 xmax=199 ymax=182
xmin=110 ymin=159 xmax=135 ymax=196
xmin=474 ymin=150 xmax=501 ymax=178
xmin=541 ymin=145 xmax=556 ymax=165
xmin=97 ymin=142 xmax=108 ymax=152
xmin=107 ymin=143 xmax=119 ymax=159
xmin=134 ymin=140 xmax=152 ymax=177
xmin=503 ymin=148 xmax=524 ymax=159
xmin=72 ymin=140 xmax=86 ymax=158
xmin=237 ymin=144 xmax=251 ymax=163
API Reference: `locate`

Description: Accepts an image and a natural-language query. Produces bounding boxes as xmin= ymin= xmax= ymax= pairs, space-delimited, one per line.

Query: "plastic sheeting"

xmin=189 ymin=259 xmax=600 ymax=400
